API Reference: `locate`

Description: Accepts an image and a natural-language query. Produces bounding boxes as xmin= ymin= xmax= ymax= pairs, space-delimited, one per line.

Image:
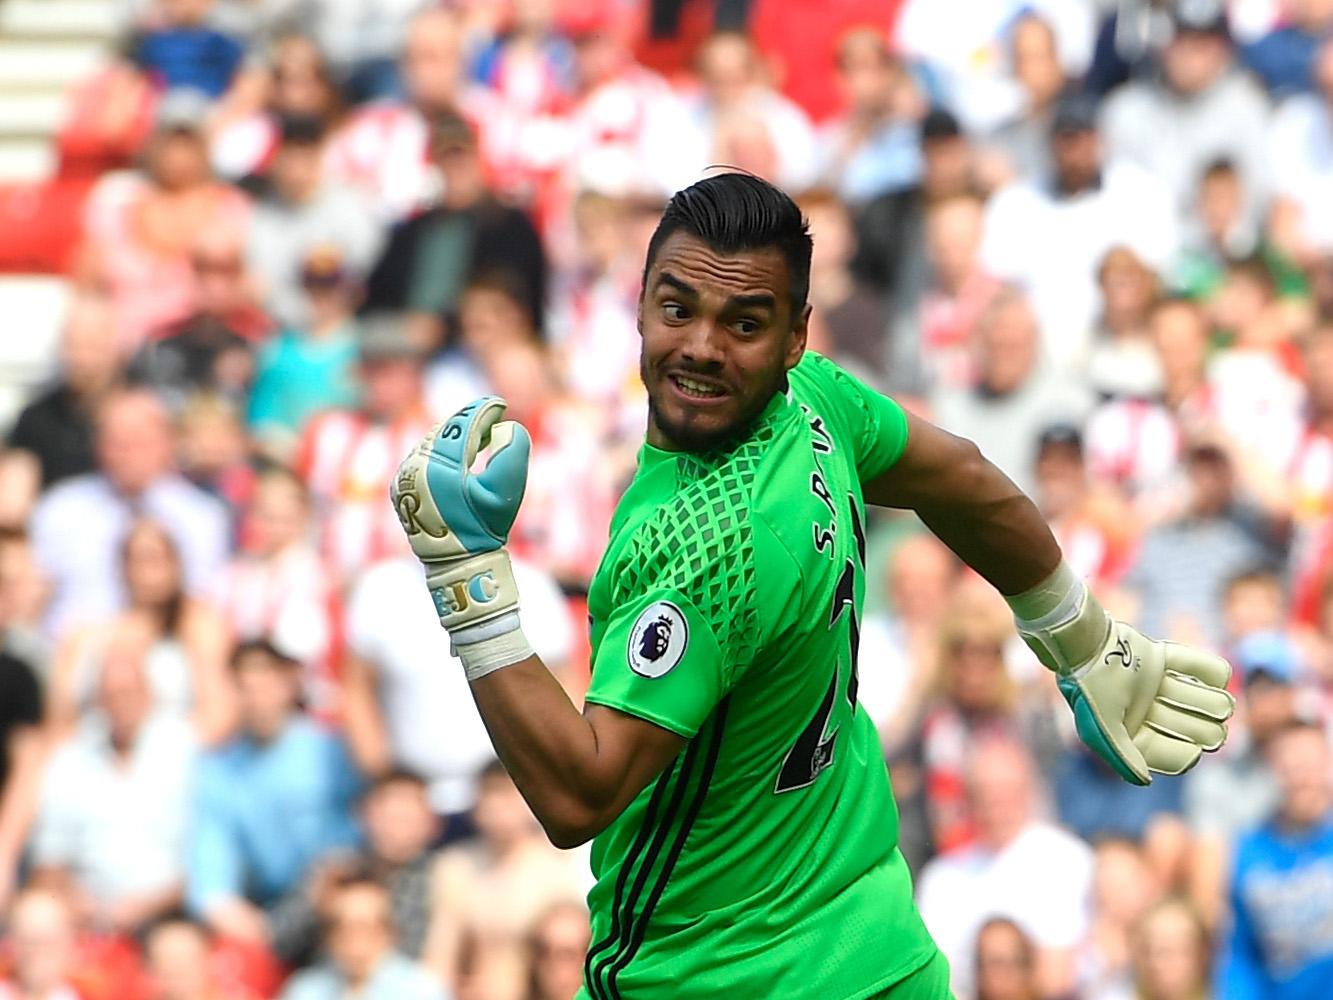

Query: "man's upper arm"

xmin=862 ymin=410 xmax=983 ymax=510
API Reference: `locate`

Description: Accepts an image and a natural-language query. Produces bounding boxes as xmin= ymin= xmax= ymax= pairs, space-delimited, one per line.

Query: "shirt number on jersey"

xmin=774 ymin=499 xmax=866 ymax=794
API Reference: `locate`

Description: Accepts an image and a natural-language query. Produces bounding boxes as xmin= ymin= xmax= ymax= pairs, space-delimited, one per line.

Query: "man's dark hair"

xmin=230 ymin=637 xmax=301 ymax=672
xmin=642 ymin=173 xmax=813 ymax=320
xmin=365 ymin=765 xmax=429 ymax=799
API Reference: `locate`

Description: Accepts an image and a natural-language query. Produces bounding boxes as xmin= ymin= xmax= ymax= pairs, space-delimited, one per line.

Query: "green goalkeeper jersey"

xmin=578 ymin=352 xmax=940 ymax=1000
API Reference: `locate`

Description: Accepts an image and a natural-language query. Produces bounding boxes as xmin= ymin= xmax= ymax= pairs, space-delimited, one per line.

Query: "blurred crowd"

xmin=1 ymin=0 xmax=1333 ymax=997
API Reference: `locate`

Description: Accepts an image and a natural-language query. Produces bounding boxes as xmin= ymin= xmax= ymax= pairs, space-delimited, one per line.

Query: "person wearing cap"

xmin=978 ymin=85 xmax=1178 ymax=373
xmin=1033 ymin=423 xmax=1134 ymax=587
xmin=1101 ymin=0 xmax=1270 ymax=229
xmin=294 ymin=313 xmax=434 ymax=582
xmin=247 ymin=114 xmax=381 ymax=331
xmin=186 ymin=640 xmax=361 ymax=944
xmin=247 ymin=245 xmax=363 ymax=458
xmin=362 ymin=111 xmax=546 ymax=340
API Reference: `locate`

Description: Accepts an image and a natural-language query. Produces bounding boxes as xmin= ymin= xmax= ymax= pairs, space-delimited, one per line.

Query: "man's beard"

xmin=641 ymin=354 xmax=786 ymax=453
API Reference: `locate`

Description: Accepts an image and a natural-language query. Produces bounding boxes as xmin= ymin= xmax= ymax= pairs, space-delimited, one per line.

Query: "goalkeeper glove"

xmin=1006 ymin=563 xmax=1236 ymax=785
xmin=391 ymin=396 xmax=533 ymax=680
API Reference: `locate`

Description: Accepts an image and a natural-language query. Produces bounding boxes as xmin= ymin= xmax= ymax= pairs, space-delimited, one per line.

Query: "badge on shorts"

xmin=627 ymin=601 xmax=688 ymax=678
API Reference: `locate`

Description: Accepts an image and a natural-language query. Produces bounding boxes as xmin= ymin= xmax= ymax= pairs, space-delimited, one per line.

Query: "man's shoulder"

xmin=33 ymin=473 xmax=107 ymax=523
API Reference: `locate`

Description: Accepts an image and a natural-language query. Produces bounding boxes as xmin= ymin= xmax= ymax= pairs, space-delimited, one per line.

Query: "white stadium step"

xmin=0 ymin=138 xmax=57 ymax=181
xmin=0 ymin=0 xmax=121 ymax=40
xmin=0 ymin=41 xmax=105 ymax=89
xmin=0 ymin=92 xmax=67 ymax=139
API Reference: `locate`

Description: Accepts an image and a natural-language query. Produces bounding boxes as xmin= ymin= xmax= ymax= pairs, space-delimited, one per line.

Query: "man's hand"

xmin=1010 ymin=564 xmax=1236 ymax=785
xmin=391 ymin=396 xmax=531 ymax=634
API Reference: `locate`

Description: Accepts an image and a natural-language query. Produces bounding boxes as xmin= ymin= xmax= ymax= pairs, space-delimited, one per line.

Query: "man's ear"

xmin=636 ymin=295 xmax=645 ymax=336
xmin=786 ymin=303 xmax=812 ymax=370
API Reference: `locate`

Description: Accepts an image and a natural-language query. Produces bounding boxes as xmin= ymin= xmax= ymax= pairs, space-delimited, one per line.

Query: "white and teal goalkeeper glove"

xmin=391 ymin=396 xmax=533 ymax=681
xmin=1007 ymin=563 xmax=1236 ymax=785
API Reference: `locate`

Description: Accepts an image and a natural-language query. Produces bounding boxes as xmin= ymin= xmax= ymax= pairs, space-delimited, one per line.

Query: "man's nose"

xmin=680 ymin=318 xmax=725 ymax=368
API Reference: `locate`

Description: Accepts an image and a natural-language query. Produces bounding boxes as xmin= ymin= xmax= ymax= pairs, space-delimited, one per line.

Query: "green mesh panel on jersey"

xmin=609 ymin=418 xmax=779 ymax=672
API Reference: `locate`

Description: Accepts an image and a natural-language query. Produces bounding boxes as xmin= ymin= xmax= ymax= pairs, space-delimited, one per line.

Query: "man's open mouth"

xmin=669 ymin=374 xmax=727 ymax=400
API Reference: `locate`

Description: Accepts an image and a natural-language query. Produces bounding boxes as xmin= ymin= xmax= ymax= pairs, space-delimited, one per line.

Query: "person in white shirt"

xmin=341 ymin=555 xmax=574 ymax=822
xmin=29 ymin=643 xmax=196 ymax=934
xmin=29 ymin=388 xmax=230 ymax=640
xmin=917 ymin=739 xmax=1094 ymax=1000
xmin=980 ymin=90 xmax=1179 ymax=374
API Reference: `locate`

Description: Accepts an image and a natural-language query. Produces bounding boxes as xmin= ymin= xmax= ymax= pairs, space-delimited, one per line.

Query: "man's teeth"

xmin=675 ymin=376 xmax=724 ymax=398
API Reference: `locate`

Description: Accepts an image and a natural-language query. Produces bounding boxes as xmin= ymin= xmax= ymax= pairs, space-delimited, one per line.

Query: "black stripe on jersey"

xmin=599 ymin=698 xmax=732 ymax=999
xmin=587 ymin=733 xmax=704 ymax=999
xmin=583 ymin=755 xmax=682 ymax=1000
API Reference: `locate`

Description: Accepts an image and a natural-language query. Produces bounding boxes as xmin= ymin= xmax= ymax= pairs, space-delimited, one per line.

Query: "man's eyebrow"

xmin=655 ymin=273 xmax=776 ymax=311
xmin=656 ymin=272 xmax=697 ymax=298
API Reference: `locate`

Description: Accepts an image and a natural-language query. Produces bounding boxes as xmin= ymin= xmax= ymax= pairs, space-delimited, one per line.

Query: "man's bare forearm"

xmin=468 ymin=658 xmax=684 ymax=848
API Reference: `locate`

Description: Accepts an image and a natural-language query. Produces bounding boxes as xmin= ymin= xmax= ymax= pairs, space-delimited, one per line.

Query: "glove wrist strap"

xmin=1006 ymin=560 xmax=1111 ymax=675
xmin=452 ymin=611 xmax=534 ymax=682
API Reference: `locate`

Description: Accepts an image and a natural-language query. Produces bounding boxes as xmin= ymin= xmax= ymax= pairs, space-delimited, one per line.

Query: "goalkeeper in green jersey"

xmin=390 ymin=172 xmax=1235 ymax=999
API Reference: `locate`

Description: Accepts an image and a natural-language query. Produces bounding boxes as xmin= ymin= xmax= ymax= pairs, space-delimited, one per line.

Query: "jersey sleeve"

xmin=791 ymin=351 xmax=910 ymax=481
xmin=583 ymin=587 xmax=727 ymax=739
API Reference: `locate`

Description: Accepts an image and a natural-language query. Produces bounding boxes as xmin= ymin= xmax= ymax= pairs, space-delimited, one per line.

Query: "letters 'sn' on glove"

xmin=1008 ymin=563 xmax=1236 ymax=785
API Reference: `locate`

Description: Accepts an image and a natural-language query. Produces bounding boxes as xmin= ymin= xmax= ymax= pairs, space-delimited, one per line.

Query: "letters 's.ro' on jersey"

xmin=579 ymin=352 xmax=939 ymax=999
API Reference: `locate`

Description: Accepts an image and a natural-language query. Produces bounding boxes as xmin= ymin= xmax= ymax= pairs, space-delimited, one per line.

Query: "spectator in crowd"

xmin=523 ymin=901 xmax=589 ymax=1000
xmin=269 ymin=769 xmax=440 ymax=968
xmin=1242 ymin=0 xmax=1333 ymax=100
xmin=6 ymin=295 xmax=121 ymax=489
xmin=896 ymin=587 xmax=1059 ymax=861
xmin=1031 ymin=423 xmax=1133 ymax=588
xmin=342 ymin=551 xmax=573 ymax=823
xmin=852 ymin=107 xmax=977 ymax=312
xmin=983 ymin=13 xmax=1069 ymax=189
xmin=1221 ymin=720 xmax=1333 ymax=998
xmin=30 ymin=388 xmax=230 ymax=638
xmin=1284 ymin=323 xmax=1333 ymax=528
xmin=246 ymin=246 xmax=362 ymax=458
xmin=295 ymin=314 xmax=432 ymax=581
xmin=1270 ymin=38 xmax=1333 ymax=262
xmin=1101 ymin=2 xmax=1270 ymax=230
xmin=130 ymin=0 xmax=245 ymax=99
xmin=75 ymin=89 xmax=251 ymax=350
xmin=1084 ymin=297 xmax=1212 ymax=512
xmin=686 ymin=31 xmax=817 ymax=193
xmin=145 ymin=914 xmax=262 ymax=1000
xmin=1086 ymin=246 xmax=1163 ymax=402
xmin=176 ymin=393 xmax=256 ymax=517
xmin=186 ymin=641 xmax=360 ymax=943
xmin=0 ymin=593 xmax=40 ymax=797
xmin=424 ymin=762 xmax=586 ymax=1000
xmin=891 ymin=192 xmax=996 ymax=398
xmin=214 ymin=468 xmax=339 ymax=716
xmin=800 ymin=190 xmax=889 ymax=381
xmin=1186 ymin=631 xmax=1307 ymax=928
xmin=209 ymin=32 xmax=346 ymax=182
xmin=128 ymin=225 xmax=270 ymax=415
xmin=246 ymin=115 xmax=380 ymax=331
xmin=1081 ymin=839 xmax=1166 ymax=1000
xmin=324 ymin=7 xmax=482 ymax=222
xmin=0 ymin=888 xmax=80 ymax=1000
xmin=29 ymin=642 xmax=196 ymax=936
xmin=860 ymin=532 xmax=958 ymax=747
xmin=980 ymin=88 xmax=1179 ymax=371
xmin=1132 ymin=897 xmax=1214 ymax=1000
xmin=973 ymin=917 xmax=1041 ymax=1000
xmin=279 ymin=876 xmax=446 ymax=1000
xmin=930 ymin=287 xmax=1092 ymax=495
xmin=363 ymin=112 xmax=546 ymax=342
xmin=818 ymin=27 xmax=924 ymax=205
xmin=46 ymin=519 xmax=233 ymax=742
xmin=1122 ymin=442 xmax=1275 ymax=648
xmin=917 ymin=739 xmax=1094 ymax=1000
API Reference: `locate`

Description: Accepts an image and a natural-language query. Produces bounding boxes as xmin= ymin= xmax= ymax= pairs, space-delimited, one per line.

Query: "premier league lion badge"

xmin=627 ymin=601 xmax=689 ymax=678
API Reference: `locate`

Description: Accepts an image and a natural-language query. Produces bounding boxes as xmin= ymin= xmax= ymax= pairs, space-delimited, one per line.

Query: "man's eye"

xmin=736 ymin=318 xmax=760 ymax=335
xmin=663 ymin=304 xmax=689 ymax=321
